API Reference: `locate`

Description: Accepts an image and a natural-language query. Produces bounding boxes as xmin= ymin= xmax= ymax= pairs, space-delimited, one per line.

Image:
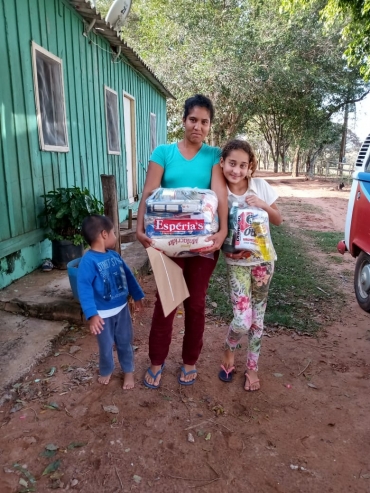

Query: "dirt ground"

xmin=1 ymin=176 xmax=370 ymax=493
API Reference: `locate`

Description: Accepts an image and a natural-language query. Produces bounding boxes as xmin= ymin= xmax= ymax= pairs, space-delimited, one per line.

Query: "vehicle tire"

xmin=354 ymin=251 xmax=370 ymax=312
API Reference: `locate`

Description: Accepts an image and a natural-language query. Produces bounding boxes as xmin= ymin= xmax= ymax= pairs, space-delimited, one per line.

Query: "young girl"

xmin=218 ymin=140 xmax=282 ymax=391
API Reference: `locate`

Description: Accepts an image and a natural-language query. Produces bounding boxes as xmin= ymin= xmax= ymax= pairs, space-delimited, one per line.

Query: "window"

xmin=365 ymin=155 xmax=370 ymax=173
xmin=31 ymin=42 xmax=69 ymax=152
xmin=150 ymin=113 xmax=157 ymax=153
xmin=105 ymin=86 xmax=121 ymax=155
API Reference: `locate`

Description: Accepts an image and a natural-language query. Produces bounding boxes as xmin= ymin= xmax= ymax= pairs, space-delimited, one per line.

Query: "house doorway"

xmin=123 ymin=93 xmax=136 ymax=203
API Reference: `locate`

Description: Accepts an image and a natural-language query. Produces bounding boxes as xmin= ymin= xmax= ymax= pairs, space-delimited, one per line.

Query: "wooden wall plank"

xmin=1 ymin=0 xmax=168 ymax=261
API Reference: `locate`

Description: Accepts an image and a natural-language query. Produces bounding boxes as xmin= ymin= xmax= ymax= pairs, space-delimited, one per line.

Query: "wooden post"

xmin=100 ymin=175 xmax=121 ymax=254
xmin=128 ymin=209 xmax=133 ymax=230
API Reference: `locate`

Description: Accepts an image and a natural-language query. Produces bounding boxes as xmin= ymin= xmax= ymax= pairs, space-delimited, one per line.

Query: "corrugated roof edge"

xmin=68 ymin=0 xmax=175 ymax=99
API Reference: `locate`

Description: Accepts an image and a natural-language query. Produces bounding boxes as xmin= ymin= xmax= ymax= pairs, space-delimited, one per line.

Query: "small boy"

xmin=77 ymin=214 xmax=144 ymax=390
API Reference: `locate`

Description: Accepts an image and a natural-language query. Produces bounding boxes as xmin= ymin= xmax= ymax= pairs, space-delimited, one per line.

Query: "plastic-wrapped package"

xmin=222 ymin=205 xmax=276 ymax=263
xmin=151 ymin=236 xmax=214 ymax=257
xmin=145 ymin=188 xmax=219 ymax=257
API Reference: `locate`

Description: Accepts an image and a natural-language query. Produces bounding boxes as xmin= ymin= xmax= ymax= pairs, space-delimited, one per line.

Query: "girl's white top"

xmin=226 ymin=177 xmax=278 ymax=266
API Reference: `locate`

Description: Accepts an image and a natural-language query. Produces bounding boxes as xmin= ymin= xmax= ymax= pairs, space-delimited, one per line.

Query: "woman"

xmin=136 ymin=94 xmax=228 ymax=388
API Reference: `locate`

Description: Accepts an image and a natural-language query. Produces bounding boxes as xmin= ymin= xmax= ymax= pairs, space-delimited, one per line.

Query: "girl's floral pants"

xmin=225 ymin=262 xmax=274 ymax=371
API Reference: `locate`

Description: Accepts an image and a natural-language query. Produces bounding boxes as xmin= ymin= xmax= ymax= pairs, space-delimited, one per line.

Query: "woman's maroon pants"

xmin=149 ymin=251 xmax=219 ymax=366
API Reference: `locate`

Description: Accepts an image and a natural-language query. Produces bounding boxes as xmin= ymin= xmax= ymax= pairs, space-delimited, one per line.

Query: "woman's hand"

xmin=203 ymin=229 xmax=228 ymax=253
xmin=136 ymin=229 xmax=153 ymax=249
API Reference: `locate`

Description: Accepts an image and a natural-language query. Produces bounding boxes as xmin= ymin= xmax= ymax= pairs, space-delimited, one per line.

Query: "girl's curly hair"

xmin=221 ymin=139 xmax=258 ymax=176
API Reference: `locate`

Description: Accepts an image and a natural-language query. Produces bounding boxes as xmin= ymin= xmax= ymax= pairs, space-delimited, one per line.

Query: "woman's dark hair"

xmin=183 ymin=94 xmax=214 ymax=123
xmin=81 ymin=214 xmax=114 ymax=245
xmin=221 ymin=139 xmax=258 ymax=176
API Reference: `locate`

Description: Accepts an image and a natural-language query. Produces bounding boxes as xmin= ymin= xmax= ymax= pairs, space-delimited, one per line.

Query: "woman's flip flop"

xmin=143 ymin=364 xmax=165 ymax=389
xmin=218 ymin=364 xmax=235 ymax=382
xmin=177 ymin=366 xmax=197 ymax=386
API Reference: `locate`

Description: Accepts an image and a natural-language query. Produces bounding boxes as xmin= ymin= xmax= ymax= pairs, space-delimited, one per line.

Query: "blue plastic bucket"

xmin=67 ymin=258 xmax=81 ymax=301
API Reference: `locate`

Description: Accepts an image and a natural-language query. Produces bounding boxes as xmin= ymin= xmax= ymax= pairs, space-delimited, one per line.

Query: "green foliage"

xmin=103 ymin=0 xmax=369 ymax=172
xmin=283 ymin=0 xmax=370 ymax=81
xmin=39 ymin=187 xmax=104 ymax=245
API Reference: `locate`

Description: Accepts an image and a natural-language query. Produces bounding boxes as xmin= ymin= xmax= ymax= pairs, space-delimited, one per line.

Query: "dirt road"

xmin=0 ymin=177 xmax=369 ymax=493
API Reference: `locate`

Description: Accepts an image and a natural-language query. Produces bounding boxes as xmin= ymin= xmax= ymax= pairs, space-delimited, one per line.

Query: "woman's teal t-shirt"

xmin=149 ymin=143 xmax=221 ymax=189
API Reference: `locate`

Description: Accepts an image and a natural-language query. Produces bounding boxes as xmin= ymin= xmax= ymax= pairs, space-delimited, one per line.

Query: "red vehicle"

xmin=337 ymin=133 xmax=370 ymax=312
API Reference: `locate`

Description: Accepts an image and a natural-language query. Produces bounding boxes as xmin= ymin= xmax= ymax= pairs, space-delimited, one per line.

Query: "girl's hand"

xmin=134 ymin=299 xmax=144 ymax=312
xmin=203 ymin=230 xmax=228 ymax=252
xmin=136 ymin=229 xmax=153 ymax=249
xmin=245 ymin=195 xmax=267 ymax=209
xmin=88 ymin=315 xmax=105 ymax=335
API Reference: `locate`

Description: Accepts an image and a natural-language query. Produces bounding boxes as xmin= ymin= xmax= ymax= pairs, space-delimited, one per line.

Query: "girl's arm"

xmin=245 ymin=196 xmax=282 ymax=226
xmin=204 ymin=164 xmax=228 ymax=252
xmin=136 ymin=161 xmax=164 ymax=248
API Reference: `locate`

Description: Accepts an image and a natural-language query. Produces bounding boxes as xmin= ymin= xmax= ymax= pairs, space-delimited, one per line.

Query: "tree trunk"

xmin=273 ymin=157 xmax=279 ymax=173
xmin=291 ymin=146 xmax=300 ymax=177
xmin=306 ymin=151 xmax=312 ymax=175
xmin=280 ymin=148 xmax=286 ymax=173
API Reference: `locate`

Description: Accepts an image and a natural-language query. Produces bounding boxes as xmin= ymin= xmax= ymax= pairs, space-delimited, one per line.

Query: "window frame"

xmin=150 ymin=112 xmax=157 ymax=153
xmin=123 ymin=91 xmax=137 ymax=201
xmin=31 ymin=41 xmax=69 ymax=153
xmin=104 ymin=86 xmax=121 ymax=155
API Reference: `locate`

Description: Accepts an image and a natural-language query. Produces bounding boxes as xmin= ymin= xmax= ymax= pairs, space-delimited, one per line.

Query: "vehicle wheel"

xmin=354 ymin=251 xmax=370 ymax=312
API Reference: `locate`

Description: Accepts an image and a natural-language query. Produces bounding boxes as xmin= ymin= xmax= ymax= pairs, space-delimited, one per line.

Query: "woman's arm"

xmin=245 ymin=196 xmax=282 ymax=226
xmin=136 ymin=161 xmax=164 ymax=248
xmin=204 ymin=164 xmax=228 ymax=252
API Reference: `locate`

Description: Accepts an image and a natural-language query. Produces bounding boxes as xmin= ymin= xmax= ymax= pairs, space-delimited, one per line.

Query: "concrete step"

xmin=0 ymin=241 xmax=149 ymax=325
xmin=0 ymin=312 xmax=67 ymax=391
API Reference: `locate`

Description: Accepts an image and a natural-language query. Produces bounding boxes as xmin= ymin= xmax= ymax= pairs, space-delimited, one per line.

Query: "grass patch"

xmin=305 ymin=230 xmax=344 ymax=254
xmin=281 ymin=202 xmax=323 ymax=214
xmin=328 ymin=255 xmax=344 ymax=264
xmin=207 ymin=224 xmax=344 ymax=334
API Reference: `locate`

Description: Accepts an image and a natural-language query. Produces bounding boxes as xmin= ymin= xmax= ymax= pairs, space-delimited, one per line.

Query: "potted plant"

xmin=39 ymin=186 xmax=104 ymax=269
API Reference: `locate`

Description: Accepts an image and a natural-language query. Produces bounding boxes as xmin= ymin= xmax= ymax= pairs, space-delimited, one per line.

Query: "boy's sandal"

xmin=177 ymin=366 xmax=197 ymax=386
xmin=218 ymin=364 xmax=235 ymax=383
xmin=143 ymin=364 xmax=165 ymax=389
xmin=244 ymin=372 xmax=260 ymax=392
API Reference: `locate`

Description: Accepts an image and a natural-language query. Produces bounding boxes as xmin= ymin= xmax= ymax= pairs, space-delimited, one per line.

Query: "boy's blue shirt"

xmin=77 ymin=249 xmax=144 ymax=320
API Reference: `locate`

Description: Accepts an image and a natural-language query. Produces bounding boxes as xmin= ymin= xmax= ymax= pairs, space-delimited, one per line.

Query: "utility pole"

xmin=339 ymin=104 xmax=349 ymax=175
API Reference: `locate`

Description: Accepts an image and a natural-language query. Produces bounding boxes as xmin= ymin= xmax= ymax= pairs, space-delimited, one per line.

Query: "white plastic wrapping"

xmin=145 ymin=188 xmax=219 ymax=257
xmin=223 ymin=206 xmax=276 ymax=263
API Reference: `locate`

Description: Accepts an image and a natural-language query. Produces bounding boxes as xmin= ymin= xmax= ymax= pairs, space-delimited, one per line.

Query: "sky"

xmin=351 ymin=94 xmax=370 ymax=142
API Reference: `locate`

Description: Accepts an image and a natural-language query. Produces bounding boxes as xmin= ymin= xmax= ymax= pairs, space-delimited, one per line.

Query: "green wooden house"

xmin=0 ymin=0 xmax=173 ymax=288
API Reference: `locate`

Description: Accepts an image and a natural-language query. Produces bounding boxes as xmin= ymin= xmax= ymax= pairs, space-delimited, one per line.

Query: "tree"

xmin=96 ymin=0 xmax=369 ymax=173
xmin=283 ymin=0 xmax=370 ymax=81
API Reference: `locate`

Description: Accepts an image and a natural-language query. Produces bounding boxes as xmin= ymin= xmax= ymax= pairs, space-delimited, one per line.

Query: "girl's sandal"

xmin=244 ymin=372 xmax=260 ymax=392
xmin=218 ymin=364 xmax=235 ymax=383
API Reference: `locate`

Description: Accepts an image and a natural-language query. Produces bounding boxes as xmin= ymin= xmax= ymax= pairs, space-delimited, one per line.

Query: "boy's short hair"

xmin=81 ymin=214 xmax=114 ymax=245
xmin=183 ymin=94 xmax=215 ymax=123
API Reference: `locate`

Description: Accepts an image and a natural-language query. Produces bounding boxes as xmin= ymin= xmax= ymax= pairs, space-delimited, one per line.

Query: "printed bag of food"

xmin=145 ymin=188 xmax=219 ymax=257
xmin=222 ymin=205 xmax=276 ymax=262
